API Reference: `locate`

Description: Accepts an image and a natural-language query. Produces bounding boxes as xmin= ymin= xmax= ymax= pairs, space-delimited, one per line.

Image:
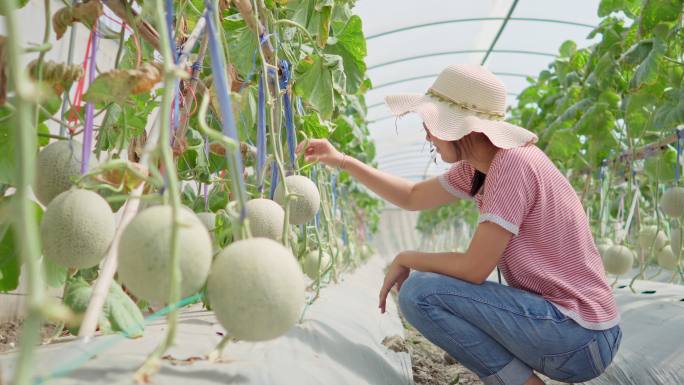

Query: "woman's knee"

xmin=398 ymin=272 xmax=439 ymax=321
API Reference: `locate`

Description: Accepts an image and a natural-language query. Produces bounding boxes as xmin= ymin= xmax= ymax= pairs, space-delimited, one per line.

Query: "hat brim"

xmin=384 ymin=93 xmax=537 ymax=150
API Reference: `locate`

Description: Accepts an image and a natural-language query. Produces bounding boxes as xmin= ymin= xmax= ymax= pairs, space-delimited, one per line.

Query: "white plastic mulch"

xmin=0 ymin=255 xmax=413 ymax=385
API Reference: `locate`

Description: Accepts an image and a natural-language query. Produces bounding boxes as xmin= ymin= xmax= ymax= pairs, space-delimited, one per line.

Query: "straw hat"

xmin=384 ymin=64 xmax=537 ymax=149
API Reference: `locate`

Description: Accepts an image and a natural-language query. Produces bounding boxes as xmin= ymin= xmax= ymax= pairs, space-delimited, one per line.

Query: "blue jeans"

xmin=398 ymin=272 xmax=622 ymax=385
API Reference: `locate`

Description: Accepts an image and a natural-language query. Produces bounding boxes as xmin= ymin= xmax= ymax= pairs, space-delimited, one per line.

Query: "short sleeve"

xmin=438 ymin=161 xmax=475 ymax=200
xmin=479 ymin=152 xmax=538 ymax=235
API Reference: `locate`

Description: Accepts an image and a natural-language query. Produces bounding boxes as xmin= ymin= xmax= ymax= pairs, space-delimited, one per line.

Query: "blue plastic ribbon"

xmin=279 ymin=60 xmax=297 ymax=172
xmin=204 ymin=0 xmax=247 ymax=219
xmin=269 ymin=160 xmax=279 ymax=200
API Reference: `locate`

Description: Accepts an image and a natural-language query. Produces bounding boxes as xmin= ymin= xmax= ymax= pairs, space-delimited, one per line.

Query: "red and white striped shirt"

xmin=438 ymin=145 xmax=619 ymax=330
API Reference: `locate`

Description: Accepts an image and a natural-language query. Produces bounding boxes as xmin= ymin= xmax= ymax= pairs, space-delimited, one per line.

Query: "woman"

xmin=297 ymin=64 xmax=621 ymax=385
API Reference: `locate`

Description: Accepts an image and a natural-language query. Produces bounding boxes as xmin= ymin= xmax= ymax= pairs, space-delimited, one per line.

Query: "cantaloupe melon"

xmin=117 ymin=206 xmax=213 ymax=304
xmin=40 ymin=189 xmax=115 ymax=269
xmin=603 ymin=245 xmax=635 ymax=275
xmin=661 ymin=187 xmax=684 ymax=217
xmin=657 ymin=246 xmax=681 ymax=271
xmin=208 ymin=238 xmax=305 ymax=341
xmin=274 ymin=175 xmax=320 ymax=225
xmin=595 ymin=238 xmax=613 ymax=260
xmin=637 ymin=225 xmax=668 ymax=252
xmin=245 ymin=198 xmax=285 ymax=240
xmin=34 ymin=140 xmax=85 ymax=206
xmin=301 ymin=250 xmax=331 ymax=280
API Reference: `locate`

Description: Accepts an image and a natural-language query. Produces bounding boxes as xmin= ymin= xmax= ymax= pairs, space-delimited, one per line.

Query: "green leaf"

xmin=640 ymin=0 xmax=683 ymax=34
xmin=294 ymin=54 xmax=344 ymax=119
xmin=105 ymin=281 xmax=145 ymax=338
xmin=630 ymin=38 xmax=665 ymax=90
xmin=41 ymin=257 xmax=68 ymax=288
xmin=0 ymin=0 xmax=30 ymax=15
xmin=223 ymin=16 xmax=258 ymax=80
xmin=620 ymin=40 xmax=654 ymax=66
xmin=324 ymin=15 xmax=367 ymax=94
xmin=0 ymin=226 xmax=19 ymax=292
xmin=644 ymin=146 xmax=678 ymax=182
xmin=546 ymin=129 xmax=582 ymax=160
xmin=299 ymin=111 xmax=332 ymax=138
xmin=598 ymin=0 xmax=641 ymax=17
xmin=559 ymin=40 xmax=577 ymax=57
xmin=653 ymin=89 xmax=684 ymax=130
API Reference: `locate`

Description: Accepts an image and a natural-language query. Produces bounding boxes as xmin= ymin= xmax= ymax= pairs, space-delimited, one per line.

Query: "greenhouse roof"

xmin=356 ymin=0 xmax=603 ymax=181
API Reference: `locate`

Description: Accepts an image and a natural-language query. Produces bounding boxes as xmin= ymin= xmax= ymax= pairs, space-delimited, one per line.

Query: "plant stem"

xmin=134 ymin=0 xmax=183 ymax=380
xmin=1 ymin=1 xmax=46 ymax=385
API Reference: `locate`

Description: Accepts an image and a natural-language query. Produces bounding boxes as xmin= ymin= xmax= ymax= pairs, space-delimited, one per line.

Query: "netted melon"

xmin=274 ymin=175 xmax=320 ymax=225
xmin=34 ymin=140 xmax=85 ymax=206
xmin=245 ymin=198 xmax=285 ymax=240
xmin=301 ymin=250 xmax=331 ymax=280
xmin=40 ymin=189 xmax=115 ymax=269
xmin=208 ymin=238 xmax=305 ymax=341
xmin=595 ymin=238 xmax=613 ymax=260
xmin=657 ymin=246 xmax=681 ymax=271
xmin=637 ymin=225 xmax=668 ymax=252
xmin=603 ymin=245 xmax=635 ymax=275
xmin=661 ymin=187 xmax=684 ymax=217
xmin=117 ymin=206 xmax=213 ymax=304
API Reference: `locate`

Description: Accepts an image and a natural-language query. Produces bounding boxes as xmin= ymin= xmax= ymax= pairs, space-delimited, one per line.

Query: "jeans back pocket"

xmin=541 ymin=338 xmax=604 ymax=382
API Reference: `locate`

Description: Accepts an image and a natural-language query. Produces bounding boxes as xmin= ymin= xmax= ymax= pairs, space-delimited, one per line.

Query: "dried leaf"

xmin=95 ymin=161 xmax=148 ymax=192
xmin=27 ymin=60 xmax=84 ymax=96
xmin=52 ymin=1 xmax=104 ymax=40
xmin=83 ymin=63 xmax=163 ymax=104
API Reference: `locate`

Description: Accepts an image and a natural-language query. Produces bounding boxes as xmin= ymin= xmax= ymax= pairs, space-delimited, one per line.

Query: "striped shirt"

xmin=438 ymin=145 xmax=619 ymax=330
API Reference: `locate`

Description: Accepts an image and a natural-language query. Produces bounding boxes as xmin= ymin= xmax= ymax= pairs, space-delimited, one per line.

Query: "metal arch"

xmin=371 ymin=72 xmax=530 ymax=90
xmin=366 ymin=17 xmax=596 ymax=40
xmin=368 ymin=49 xmax=556 ymax=70
xmin=481 ymin=0 xmax=520 ymax=65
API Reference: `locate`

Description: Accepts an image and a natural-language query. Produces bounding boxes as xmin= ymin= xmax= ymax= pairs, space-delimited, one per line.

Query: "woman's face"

xmin=423 ymin=123 xmax=459 ymax=163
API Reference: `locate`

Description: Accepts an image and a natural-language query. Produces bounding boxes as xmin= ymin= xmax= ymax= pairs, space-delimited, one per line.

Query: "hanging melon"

xmin=603 ymin=245 xmax=635 ymax=275
xmin=34 ymin=140 xmax=84 ymax=206
xmin=40 ymin=189 xmax=115 ymax=269
xmin=661 ymin=187 xmax=684 ymax=217
xmin=117 ymin=206 xmax=213 ymax=304
xmin=245 ymin=198 xmax=285 ymax=240
xmin=274 ymin=175 xmax=320 ymax=225
xmin=208 ymin=238 xmax=305 ymax=341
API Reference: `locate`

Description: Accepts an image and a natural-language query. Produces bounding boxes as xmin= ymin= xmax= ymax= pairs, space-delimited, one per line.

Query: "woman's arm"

xmin=297 ymin=139 xmax=457 ymax=211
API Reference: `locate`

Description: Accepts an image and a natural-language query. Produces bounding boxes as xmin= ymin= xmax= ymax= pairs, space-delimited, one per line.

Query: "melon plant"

xmin=656 ymin=246 xmax=680 ymax=271
xmin=196 ymin=212 xmax=219 ymax=251
xmin=40 ymin=188 xmax=116 ymax=269
xmin=117 ymin=206 xmax=213 ymax=304
xmin=34 ymin=140 xmax=85 ymax=206
xmin=637 ymin=225 xmax=668 ymax=252
xmin=207 ymin=238 xmax=305 ymax=341
xmin=603 ymin=245 xmax=635 ymax=275
xmin=274 ymin=175 xmax=320 ymax=225
xmin=661 ymin=187 xmax=684 ymax=218
xmin=301 ymin=250 xmax=331 ymax=280
xmin=245 ymin=198 xmax=285 ymax=240
xmin=671 ymin=226 xmax=683 ymax=258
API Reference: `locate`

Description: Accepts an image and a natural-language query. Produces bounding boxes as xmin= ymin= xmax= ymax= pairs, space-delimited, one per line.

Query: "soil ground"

xmin=0 ymin=320 xmax=62 ymax=354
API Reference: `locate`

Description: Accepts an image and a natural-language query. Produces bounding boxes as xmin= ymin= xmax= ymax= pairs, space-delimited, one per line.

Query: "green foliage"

xmin=63 ymin=277 xmax=145 ymax=337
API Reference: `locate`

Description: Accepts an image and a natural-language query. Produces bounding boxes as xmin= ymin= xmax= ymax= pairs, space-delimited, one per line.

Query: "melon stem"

xmin=2 ymin=1 xmax=47 ymax=384
xmin=134 ymin=0 xmax=184 ymax=381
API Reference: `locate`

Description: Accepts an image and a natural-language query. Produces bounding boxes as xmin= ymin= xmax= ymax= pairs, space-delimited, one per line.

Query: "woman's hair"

xmin=452 ymin=134 xmax=487 ymax=196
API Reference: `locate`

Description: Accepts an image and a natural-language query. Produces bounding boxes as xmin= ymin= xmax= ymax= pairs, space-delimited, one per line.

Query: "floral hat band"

xmin=425 ymin=88 xmax=506 ymax=121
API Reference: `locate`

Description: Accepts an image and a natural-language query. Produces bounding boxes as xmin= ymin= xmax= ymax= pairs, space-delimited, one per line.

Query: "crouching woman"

xmin=297 ymin=64 xmax=622 ymax=385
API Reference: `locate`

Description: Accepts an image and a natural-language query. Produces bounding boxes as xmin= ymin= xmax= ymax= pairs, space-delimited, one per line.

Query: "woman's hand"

xmin=379 ymin=253 xmax=411 ymax=314
xmin=296 ymin=139 xmax=344 ymax=167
